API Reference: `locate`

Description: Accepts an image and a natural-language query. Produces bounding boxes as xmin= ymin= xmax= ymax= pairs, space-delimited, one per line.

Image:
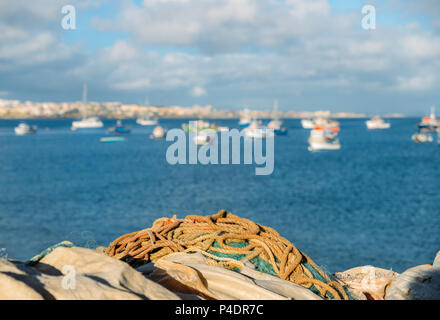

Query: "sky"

xmin=0 ymin=0 xmax=439 ymax=115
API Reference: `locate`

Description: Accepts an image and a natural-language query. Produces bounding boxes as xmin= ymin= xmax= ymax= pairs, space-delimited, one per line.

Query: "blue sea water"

xmin=0 ymin=118 xmax=439 ymax=273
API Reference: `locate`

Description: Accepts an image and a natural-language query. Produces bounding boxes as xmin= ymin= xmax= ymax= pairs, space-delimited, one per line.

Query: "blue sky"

xmin=0 ymin=0 xmax=439 ymax=115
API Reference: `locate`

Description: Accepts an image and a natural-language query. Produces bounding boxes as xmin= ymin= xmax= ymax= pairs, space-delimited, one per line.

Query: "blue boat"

xmin=108 ymin=120 xmax=132 ymax=135
xmin=239 ymin=109 xmax=251 ymax=128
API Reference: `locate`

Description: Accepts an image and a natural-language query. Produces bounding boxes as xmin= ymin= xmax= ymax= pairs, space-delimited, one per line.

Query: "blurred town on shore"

xmin=0 ymin=99 xmax=405 ymax=119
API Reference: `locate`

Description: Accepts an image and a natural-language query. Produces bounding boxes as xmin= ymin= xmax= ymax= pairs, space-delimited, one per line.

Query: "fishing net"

xmin=105 ymin=210 xmax=350 ymax=300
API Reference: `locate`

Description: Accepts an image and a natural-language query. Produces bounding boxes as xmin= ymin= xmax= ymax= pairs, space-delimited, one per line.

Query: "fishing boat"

xmin=100 ymin=137 xmax=125 ymax=143
xmin=267 ymin=100 xmax=288 ymax=136
xmin=418 ymin=107 xmax=438 ymax=131
xmin=14 ymin=122 xmax=37 ymax=135
xmin=412 ymin=132 xmax=433 ymax=143
xmin=71 ymin=84 xmax=103 ymax=130
xmin=307 ymin=126 xmax=341 ymax=151
xmin=108 ymin=120 xmax=131 ymax=135
xmin=152 ymin=126 xmax=166 ymax=139
xmin=366 ymin=116 xmax=391 ymax=130
xmin=239 ymin=109 xmax=251 ymax=128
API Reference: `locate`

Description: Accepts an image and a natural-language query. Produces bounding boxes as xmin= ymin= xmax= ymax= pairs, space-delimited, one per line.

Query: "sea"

xmin=0 ymin=118 xmax=439 ymax=273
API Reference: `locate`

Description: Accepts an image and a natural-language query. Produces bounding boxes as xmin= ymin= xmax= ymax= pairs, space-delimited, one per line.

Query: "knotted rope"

xmin=105 ymin=210 xmax=349 ymax=300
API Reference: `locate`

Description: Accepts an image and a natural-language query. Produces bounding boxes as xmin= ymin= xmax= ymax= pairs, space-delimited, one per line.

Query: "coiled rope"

xmin=105 ymin=210 xmax=349 ymax=300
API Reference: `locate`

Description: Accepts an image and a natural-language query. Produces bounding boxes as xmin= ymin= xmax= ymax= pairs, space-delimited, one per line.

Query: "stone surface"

xmin=334 ymin=266 xmax=399 ymax=300
xmin=385 ymin=264 xmax=440 ymax=300
xmin=140 ymin=252 xmax=323 ymax=300
xmin=0 ymin=246 xmax=180 ymax=300
xmin=433 ymin=250 xmax=440 ymax=270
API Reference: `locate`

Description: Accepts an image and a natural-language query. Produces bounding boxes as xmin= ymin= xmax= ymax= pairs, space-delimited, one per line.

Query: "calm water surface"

xmin=0 ymin=118 xmax=439 ymax=273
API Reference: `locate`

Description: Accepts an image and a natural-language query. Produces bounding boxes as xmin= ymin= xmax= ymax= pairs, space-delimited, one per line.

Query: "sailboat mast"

xmin=82 ymin=84 xmax=88 ymax=118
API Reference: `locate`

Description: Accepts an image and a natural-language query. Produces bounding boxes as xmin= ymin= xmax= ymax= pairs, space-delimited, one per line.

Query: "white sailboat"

xmin=267 ymin=100 xmax=287 ymax=135
xmin=267 ymin=100 xmax=282 ymax=129
xmin=136 ymin=103 xmax=158 ymax=126
xmin=71 ymin=84 xmax=103 ymax=130
xmin=137 ymin=117 xmax=158 ymax=126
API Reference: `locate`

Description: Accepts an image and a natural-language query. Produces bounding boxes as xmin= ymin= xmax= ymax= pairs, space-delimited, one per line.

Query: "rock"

xmin=385 ymin=264 xmax=440 ymax=300
xmin=0 ymin=259 xmax=46 ymax=300
xmin=334 ymin=266 xmax=398 ymax=300
xmin=0 ymin=246 xmax=180 ymax=300
xmin=433 ymin=250 xmax=440 ymax=270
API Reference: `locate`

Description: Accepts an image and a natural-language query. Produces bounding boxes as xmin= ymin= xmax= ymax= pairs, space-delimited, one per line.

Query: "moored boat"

xmin=412 ymin=132 xmax=433 ymax=143
xmin=301 ymin=119 xmax=315 ymax=129
xmin=239 ymin=109 xmax=251 ymax=128
xmin=100 ymin=137 xmax=125 ymax=143
xmin=136 ymin=112 xmax=158 ymax=126
xmin=136 ymin=118 xmax=158 ymax=126
xmin=366 ymin=116 xmax=391 ymax=130
xmin=71 ymin=85 xmax=103 ymax=130
xmin=108 ymin=120 xmax=131 ymax=135
xmin=308 ymin=126 xmax=341 ymax=151
xmin=418 ymin=107 xmax=438 ymax=131
xmin=14 ymin=122 xmax=37 ymax=135
xmin=267 ymin=100 xmax=288 ymax=136
xmin=72 ymin=117 xmax=104 ymax=130
xmin=152 ymin=126 xmax=166 ymax=139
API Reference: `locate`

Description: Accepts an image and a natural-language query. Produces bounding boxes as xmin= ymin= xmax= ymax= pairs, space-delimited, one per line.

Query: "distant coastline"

xmin=0 ymin=99 xmax=405 ymax=119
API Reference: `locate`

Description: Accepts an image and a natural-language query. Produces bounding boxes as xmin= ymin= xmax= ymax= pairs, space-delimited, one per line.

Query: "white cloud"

xmin=286 ymin=0 xmax=330 ymax=19
xmin=113 ymin=78 xmax=151 ymax=90
xmin=395 ymin=74 xmax=436 ymax=91
xmin=191 ymin=86 xmax=207 ymax=97
xmin=402 ymin=35 xmax=440 ymax=58
xmin=1 ymin=0 xmax=440 ymax=112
